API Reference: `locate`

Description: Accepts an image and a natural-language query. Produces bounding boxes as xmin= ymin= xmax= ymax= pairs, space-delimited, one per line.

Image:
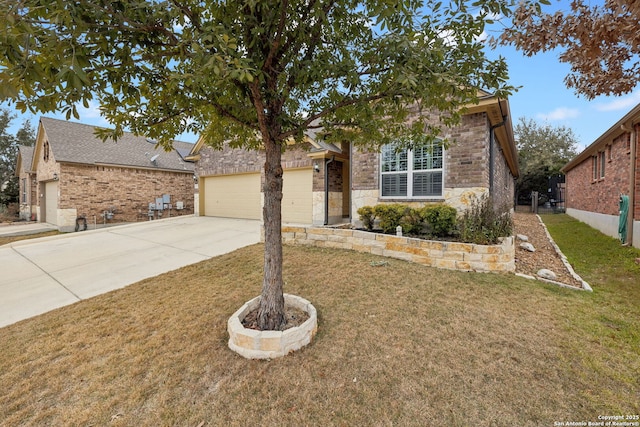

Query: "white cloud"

xmin=594 ymin=90 xmax=640 ymax=112
xmin=536 ymin=107 xmax=580 ymax=121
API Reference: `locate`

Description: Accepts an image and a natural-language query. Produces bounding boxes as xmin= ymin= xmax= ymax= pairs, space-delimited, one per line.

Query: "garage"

xmin=201 ymin=168 xmax=313 ymax=224
xmin=202 ymin=173 xmax=262 ymax=220
xmin=281 ymin=168 xmax=313 ymax=224
xmin=44 ymin=181 xmax=58 ymax=225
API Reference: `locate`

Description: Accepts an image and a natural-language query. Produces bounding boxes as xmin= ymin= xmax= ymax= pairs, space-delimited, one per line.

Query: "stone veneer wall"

xmin=280 ymin=225 xmax=515 ymax=273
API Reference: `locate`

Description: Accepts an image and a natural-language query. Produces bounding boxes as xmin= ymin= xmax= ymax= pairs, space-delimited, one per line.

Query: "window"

xmin=599 ymin=151 xmax=605 ymax=178
xmin=21 ymin=178 xmax=26 ymax=203
xmin=43 ymin=140 xmax=50 ymax=162
xmin=592 ymin=156 xmax=598 ymax=181
xmin=381 ymin=140 xmax=444 ymax=198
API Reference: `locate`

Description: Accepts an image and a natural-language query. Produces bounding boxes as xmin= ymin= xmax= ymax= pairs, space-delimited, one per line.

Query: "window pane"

xmin=413 ymin=141 xmax=443 ymax=171
xmin=382 ymin=173 xmax=408 ymax=197
xmin=382 ymin=145 xmax=408 ymax=172
xmin=413 ymin=171 xmax=442 ymax=197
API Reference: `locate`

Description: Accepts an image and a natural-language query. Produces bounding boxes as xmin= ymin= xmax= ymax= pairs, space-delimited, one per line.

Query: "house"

xmin=15 ymin=145 xmax=37 ymax=221
xmin=561 ymin=103 xmax=639 ymax=248
xmin=22 ymin=117 xmax=195 ymax=231
xmin=189 ymin=92 xmax=518 ymax=227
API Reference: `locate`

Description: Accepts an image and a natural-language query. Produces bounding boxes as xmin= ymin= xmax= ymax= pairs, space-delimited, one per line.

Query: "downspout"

xmin=349 ymin=142 xmax=354 ymax=224
xmin=628 ymin=124 xmax=637 ymax=246
xmin=489 ymin=119 xmax=506 ymax=195
xmin=324 ymin=155 xmax=335 ymax=225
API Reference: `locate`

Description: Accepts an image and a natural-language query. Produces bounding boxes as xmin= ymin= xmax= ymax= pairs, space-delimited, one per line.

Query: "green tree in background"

xmin=514 ymin=117 xmax=579 ymax=204
xmin=0 ymin=0 xmax=546 ymax=329
xmin=0 ymin=108 xmax=35 ymax=207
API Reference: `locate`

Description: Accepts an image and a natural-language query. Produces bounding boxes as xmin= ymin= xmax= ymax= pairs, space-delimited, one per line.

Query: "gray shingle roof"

xmin=18 ymin=145 xmax=35 ymax=172
xmin=40 ymin=117 xmax=194 ymax=173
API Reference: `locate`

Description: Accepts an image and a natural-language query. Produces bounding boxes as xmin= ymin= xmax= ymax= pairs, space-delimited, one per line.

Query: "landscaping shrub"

xmin=458 ymin=195 xmax=513 ymax=245
xmin=420 ymin=204 xmax=457 ymax=237
xmin=373 ymin=204 xmax=410 ymax=234
xmin=357 ymin=206 xmax=376 ymax=231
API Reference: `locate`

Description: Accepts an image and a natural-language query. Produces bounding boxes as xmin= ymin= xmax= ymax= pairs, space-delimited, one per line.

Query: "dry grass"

xmin=0 ymin=231 xmax=61 ymax=247
xmin=1 ymin=235 xmax=638 ymax=425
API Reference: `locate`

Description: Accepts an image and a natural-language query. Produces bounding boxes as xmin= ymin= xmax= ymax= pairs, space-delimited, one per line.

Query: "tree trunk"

xmin=257 ymin=136 xmax=286 ymax=330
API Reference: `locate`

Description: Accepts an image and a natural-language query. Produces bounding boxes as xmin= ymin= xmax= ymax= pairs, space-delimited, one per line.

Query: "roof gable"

xmin=15 ymin=145 xmax=35 ymax=176
xmin=37 ymin=117 xmax=194 ymax=173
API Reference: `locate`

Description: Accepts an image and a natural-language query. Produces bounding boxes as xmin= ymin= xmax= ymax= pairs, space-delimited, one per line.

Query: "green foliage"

xmin=357 ymin=206 xmax=376 ymax=231
xmin=0 ymin=0 xmax=527 ymax=149
xmin=373 ymin=204 xmax=412 ymax=234
xmin=419 ymin=204 xmax=457 ymax=237
xmin=514 ymin=117 xmax=579 ymax=202
xmin=459 ymin=195 xmax=513 ymax=245
xmin=0 ymin=109 xmax=35 ymax=206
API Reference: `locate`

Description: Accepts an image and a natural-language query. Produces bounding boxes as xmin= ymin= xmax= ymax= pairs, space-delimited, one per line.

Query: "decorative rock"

xmin=519 ymin=242 xmax=536 ymax=252
xmin=537 ymin=269 xmax=557 ymax=280
xmin=516 ymin=234 xmax=529 ymax=242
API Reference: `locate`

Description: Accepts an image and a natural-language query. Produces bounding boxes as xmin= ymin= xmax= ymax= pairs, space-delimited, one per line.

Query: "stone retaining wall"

xmin=281 ymin=226 xmax=515 ymax=273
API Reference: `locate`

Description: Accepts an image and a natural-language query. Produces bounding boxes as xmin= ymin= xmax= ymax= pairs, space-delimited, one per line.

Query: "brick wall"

xmin=352 ymin=113 xmax=491 ymax=193
xmin=491 ymin=131 xmax=515 ymax=209
xmin=57 ymin=163 xmax=194 ymax=222
xmin=196 ymin=143 xmax=313 ymax=178
xmin=566 ymin=132 xmax=631 ymax=216
xmin=446 ymin=113 xmax=490 ymax=188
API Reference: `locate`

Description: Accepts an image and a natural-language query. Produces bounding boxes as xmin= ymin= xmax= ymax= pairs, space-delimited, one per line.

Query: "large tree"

xmin=497 ymin=0 xmax=640 ymax=99
xmin=514 ymin=117 xmax=579 ymax=203
xmin=0 ymin=0 xmax=536 ymax=330
xmin=0 ymin=108 xmax=35 ymax=206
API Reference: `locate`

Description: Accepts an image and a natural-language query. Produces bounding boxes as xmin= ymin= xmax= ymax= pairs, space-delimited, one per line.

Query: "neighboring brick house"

xmin=189 ymin=92 xmax=518 ymax=227
xmin=15 ymin=145 xmax=37 ymax=221
xmin=561 ymin=103 xmax=639 ymax=248
xmin=26 ymin=117 xmax=195 ymax=231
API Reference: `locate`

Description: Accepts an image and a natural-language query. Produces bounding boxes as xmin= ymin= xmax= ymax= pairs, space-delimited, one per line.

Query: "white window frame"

xmin=380 ymin=141 xmax=445 ymax=199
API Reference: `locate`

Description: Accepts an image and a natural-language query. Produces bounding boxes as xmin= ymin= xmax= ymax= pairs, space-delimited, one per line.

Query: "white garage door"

xmin=282 ymin=168 xmax=312 ymax=224
xmin=202 ymin=168 xmax=312 ymax=224
xmin=45 ymin=181 xmax=58 ymax=225
xmin=202 ymin=173 xmax=261 ymax=220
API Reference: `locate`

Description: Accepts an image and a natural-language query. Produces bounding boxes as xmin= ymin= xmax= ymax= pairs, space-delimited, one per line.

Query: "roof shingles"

xmin=40 ymin=117 xmax=194 ymax=173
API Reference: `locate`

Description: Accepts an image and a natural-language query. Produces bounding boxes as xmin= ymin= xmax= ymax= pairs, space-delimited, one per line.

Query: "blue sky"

xmin=3 ymin=0 xmax=638 ymax=152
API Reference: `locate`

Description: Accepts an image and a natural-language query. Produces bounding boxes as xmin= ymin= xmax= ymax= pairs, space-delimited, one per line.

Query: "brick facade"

xmin=195 ymin=143 xmax=313 ymax=178
xmin=563 ymin=107 xmax=640 ymax=247
xmin=31 ymin=119 xmax=195 ymax=230
xmin=57 ymin=163 xmax=194 ymax=222
xmin=350 ymin=112 xmax=515 ymax=211
xmin=194 ymin=106 xmax=517 ymax=225
xmin=565 ymin=131 xmax=632 ymax=216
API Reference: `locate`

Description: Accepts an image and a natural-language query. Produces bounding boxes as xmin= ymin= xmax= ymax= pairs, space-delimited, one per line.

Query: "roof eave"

xmin=562 ymin=102 xmax=640 ymax=173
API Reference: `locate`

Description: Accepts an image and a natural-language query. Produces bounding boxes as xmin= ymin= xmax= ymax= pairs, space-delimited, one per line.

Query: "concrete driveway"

xmin=0 ymin=216 xmax=261 ymax=328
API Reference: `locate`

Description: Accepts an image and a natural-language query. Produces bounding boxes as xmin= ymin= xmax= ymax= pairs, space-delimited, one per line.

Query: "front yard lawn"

xmin=0 ymin=215 xmax=638 ymax=426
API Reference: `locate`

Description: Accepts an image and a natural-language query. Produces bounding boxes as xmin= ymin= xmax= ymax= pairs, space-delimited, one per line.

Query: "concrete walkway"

xmin=0 ymin=216 xmax=261 ymax=328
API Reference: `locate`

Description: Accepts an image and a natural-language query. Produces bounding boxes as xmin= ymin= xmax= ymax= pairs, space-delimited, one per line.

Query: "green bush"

xmin=357 ymin=206 xmax=376 ymax=230
xmin=458 ymin=195 xmax=513 ymax=245
xmin=373 ymin=204 xmax=404 ymax=233
xmin=420 ymin=204 xmax=457 ymax=237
